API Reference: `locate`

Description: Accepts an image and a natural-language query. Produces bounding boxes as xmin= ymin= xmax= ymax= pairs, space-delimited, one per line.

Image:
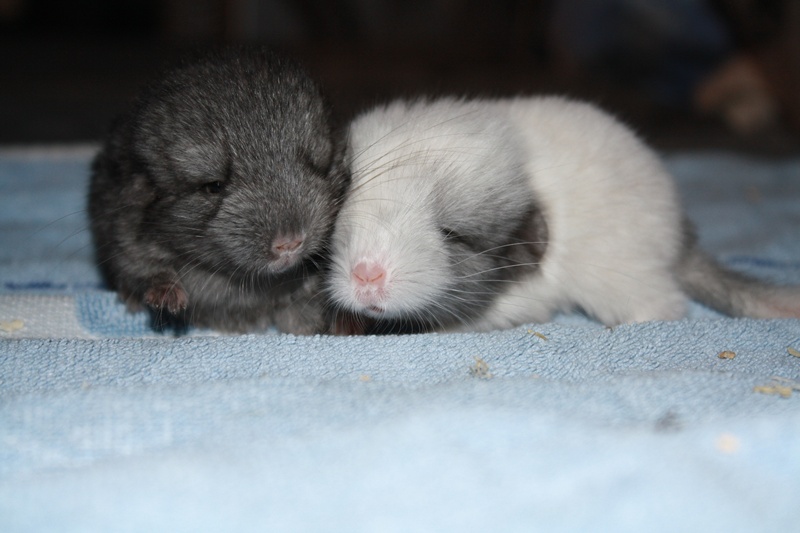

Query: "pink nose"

xmin=352 ymin=261 xmax=386 ymax=288
xmin=272 ymin=235 xmax=304 ymax=256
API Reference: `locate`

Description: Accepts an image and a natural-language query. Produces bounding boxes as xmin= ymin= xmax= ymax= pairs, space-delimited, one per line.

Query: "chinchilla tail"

xmin=676 ymin=246 xmax=800 ymax=319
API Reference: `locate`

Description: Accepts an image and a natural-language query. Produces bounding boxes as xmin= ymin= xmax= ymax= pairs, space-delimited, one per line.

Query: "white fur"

xmin=329 ymin=96 xmax=690 ymax=329
xmin=472 ymin=97 xmax=688 ymax=329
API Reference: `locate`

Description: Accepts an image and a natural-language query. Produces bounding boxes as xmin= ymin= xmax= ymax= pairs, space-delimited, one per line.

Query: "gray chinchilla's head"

xmin=128 ymin=47 xmax=346 ymax=276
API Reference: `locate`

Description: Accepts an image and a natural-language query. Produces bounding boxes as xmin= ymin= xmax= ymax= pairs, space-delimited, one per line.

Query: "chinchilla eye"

xmin=201 ymin=181 xmax=224 ymax=194
xmin=440 ymin=227 xmax=472 ymax=247
xmin=440 ymin=227 xmax=456 ymax=239
xmin=440 ymin=227 xmax=462 ymax=242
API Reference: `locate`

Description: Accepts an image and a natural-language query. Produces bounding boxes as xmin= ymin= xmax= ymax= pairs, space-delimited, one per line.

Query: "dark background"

xmin=2 ymin=0 xmax=799 ymax=155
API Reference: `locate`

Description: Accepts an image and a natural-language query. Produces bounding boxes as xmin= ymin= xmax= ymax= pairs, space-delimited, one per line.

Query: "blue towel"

xmin=1 ymin=146 xmax=799 ymax=532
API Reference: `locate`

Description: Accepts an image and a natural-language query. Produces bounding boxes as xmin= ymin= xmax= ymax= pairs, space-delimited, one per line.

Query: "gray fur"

xmin=677 ymin=220 xmax=800 ymax=318
xmin=89 ymin=47 xmax=348 ymax=333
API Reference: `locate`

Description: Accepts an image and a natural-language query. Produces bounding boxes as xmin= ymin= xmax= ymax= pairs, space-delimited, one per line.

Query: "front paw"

xmin=144 ymin=281 xmax=189 ymax=315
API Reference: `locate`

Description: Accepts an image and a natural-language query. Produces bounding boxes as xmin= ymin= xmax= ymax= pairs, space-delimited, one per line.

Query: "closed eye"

xmin=439 ymin=227 xmax=472 ymax=246
xmin=201 ymin=181 xmax=224 ymax=194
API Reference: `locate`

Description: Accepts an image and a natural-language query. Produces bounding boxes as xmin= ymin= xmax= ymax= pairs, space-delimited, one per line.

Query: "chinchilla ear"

xmin=126 ymin=172 xmax=156 ymax=206
xmin=167 ymin=141 xmax=228 ymax=182
xmin=506 ymin=202 xmax=549 ymax=270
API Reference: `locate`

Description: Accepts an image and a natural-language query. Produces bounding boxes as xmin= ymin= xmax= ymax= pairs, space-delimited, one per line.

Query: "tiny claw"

xmin=145 ymin=282 xmax=188 ymax=315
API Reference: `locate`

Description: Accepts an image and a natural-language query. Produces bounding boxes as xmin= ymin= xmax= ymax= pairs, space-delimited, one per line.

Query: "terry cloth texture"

xmin=1 ymin=146 xmax=799 ymax=532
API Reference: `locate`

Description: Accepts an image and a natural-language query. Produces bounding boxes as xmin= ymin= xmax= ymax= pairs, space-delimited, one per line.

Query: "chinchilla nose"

xmin=272 ymin=234 xmax=304 ymax=255
xmin=352 ymin=261 xmax=386 ymax=288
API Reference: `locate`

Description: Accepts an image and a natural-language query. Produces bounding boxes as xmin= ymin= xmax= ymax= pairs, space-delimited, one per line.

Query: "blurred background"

xmin=1 ymin=0 xmax=799 ymax=155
